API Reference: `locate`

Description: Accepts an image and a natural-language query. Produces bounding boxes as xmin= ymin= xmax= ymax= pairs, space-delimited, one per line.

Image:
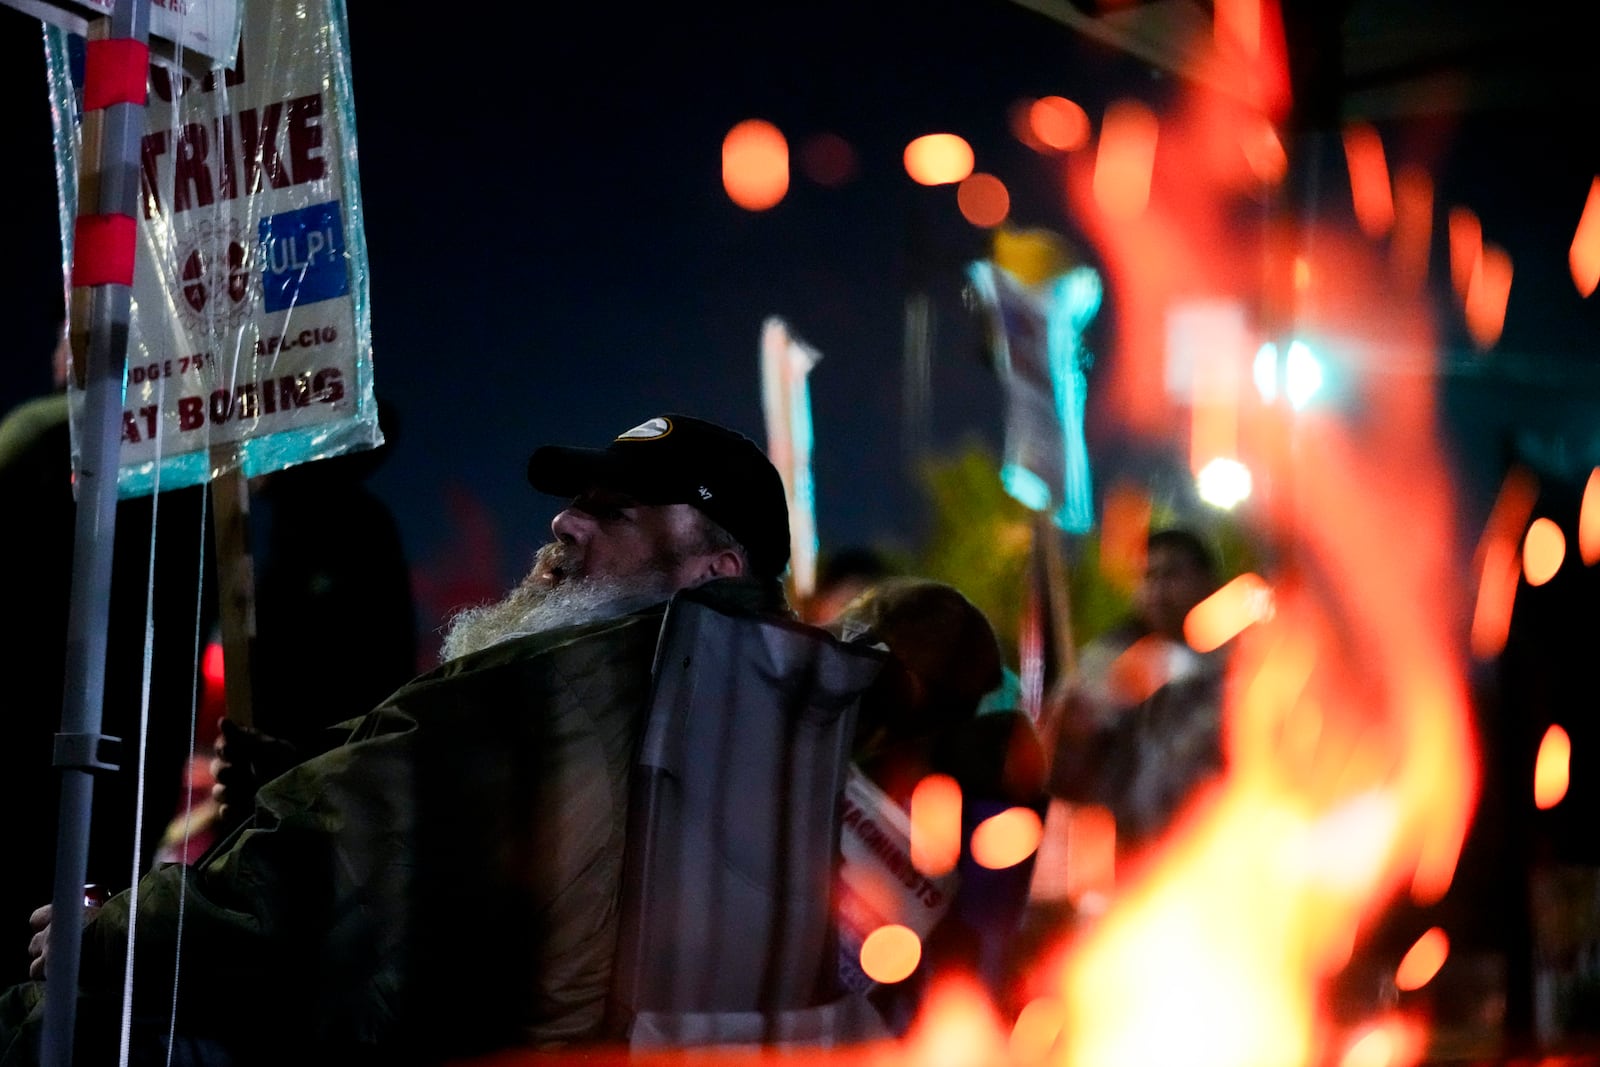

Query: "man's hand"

xmin=27 ymin=890 xmax=106 ymax=981
xmin=210 ymin=717 xmax=299 ymax=823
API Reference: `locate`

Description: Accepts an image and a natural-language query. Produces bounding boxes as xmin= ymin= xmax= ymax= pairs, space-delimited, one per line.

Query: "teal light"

xmin=1001 ymin=463 xmax=1052 ymax=512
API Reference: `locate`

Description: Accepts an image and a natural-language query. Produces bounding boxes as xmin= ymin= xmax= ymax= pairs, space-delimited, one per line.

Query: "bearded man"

xmin=4 ymin=414 xmax=792 ymax=1067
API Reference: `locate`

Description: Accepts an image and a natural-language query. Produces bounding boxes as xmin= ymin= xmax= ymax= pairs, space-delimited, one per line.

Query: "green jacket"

xmin=4 ymin=579 xmax=785 ymax=1065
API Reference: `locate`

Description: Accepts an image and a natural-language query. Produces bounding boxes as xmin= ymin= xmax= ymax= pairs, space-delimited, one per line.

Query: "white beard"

xmin=438 ymin=547 xmax=678 ymax=663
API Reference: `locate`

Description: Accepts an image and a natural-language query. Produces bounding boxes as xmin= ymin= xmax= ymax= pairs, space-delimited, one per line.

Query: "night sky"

xmin=3 ymin=0 xmax=1598 ymax=641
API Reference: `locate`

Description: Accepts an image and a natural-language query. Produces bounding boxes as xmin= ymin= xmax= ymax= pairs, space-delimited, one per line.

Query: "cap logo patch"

xmin=616 ymin=417 xmax=671 ymax=441
xmin=697 ymin=486 xmax=712 ymax=500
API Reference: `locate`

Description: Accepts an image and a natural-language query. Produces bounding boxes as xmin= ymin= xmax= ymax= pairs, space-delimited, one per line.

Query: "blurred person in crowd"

xmin=1045 ymin=526 xmax=1226 ymax=860
xmin=0 ymin=389 xmax=209 ymax=983
xmin=2 ymin=413 xmax=793 ymax=1065
xmin=801 ymin=545 xmax=898 ymax=625
xmin=828 ymin=577 xmax=1047 ymax=1031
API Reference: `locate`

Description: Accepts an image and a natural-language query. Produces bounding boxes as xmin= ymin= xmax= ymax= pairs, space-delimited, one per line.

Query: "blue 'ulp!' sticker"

xmin=258 ymin=201 xmax=349 ymax=313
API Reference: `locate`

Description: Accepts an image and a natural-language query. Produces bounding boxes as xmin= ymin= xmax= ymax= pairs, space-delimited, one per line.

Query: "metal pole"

xmin=43 ymin=2 xmax=150 ymax=1064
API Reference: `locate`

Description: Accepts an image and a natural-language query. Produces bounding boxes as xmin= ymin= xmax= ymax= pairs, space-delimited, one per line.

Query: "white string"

xmin=119 ymin=367 xmax=167 ymax=1067
xmin=165 ymin=482 xmax=209 ymax=1066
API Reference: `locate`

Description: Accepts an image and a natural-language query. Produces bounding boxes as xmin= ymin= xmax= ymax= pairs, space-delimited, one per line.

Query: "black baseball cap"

xmin=527 ymin=414 xmax=791 ymax=580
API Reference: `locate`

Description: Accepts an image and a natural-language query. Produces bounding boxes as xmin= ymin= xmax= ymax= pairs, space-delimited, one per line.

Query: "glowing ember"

xmin=1337 ymin=1015 xmax=1426 ymax=1067
xmin=1393 ymin=926 xmax=1450 ymax=991
xmin=969 ymin=806 xmax=1043 ymax=870
xmin=859 ymin=923 xmax=923 ymax=985
xmin=899 ymin=972 xmax=1008 ymax=1067
xmin=1448 ymin=206 xmax=1482 ymax=304
xmin=910 ymin=774 xmax=962 ymax=876
xmin=1470 ymin=469 xmax=1538 ymax=661
xmin=1534 ymin=724 xmax=1571 ymax=811
xmin=1522 ymin=517 xmax=1566 ymax=586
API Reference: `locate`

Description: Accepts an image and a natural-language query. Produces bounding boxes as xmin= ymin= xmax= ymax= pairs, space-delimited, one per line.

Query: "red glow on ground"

xmin=1394 ymin=926 xmax=1449 ymax=991
xmin=1535 ymin=724 xmax=1572 ymax=810
xmin=722 ymin=119 xmax=789 ymax=211
xmin=958 ymin=173 xmax=1011 ymax=227
xmin=903 ymin=133 xmax=974 ymax=186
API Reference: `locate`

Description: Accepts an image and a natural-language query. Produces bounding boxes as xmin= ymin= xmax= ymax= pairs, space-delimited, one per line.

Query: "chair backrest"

xmin=608 ymin=586 xmax=889 ymax=1048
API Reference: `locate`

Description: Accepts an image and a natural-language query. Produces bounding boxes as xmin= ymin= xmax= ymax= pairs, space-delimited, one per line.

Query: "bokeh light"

xmin=1535 ymin=724 xmax=1571 ymax=810
xmin=958 ymin=173 xmax=1010 ymax=227
xmin=1343 ymin=122 xmax=1395 ymax=238
xmin=1185 ymin=572 xmax=1274 ymax=653
xmin=1522 ymin=516 xmax=1565 ymax=586
xmin=1465 ymin=242 xmax=1513 ymax=350
xmin=1010 ymin=996 xmax=1066 ymax=1063
xmin=798 ymin=132 xmax=857 ymax=188
xmin=910 ymin=773 xmax=962 ymax=876
xmin=1394 ymin=926 xmax=1449 ymax=991
xmin=1029 ymin=95 xmax=1090 ymax=152
xmin=859 ymin=923 xmax=922 ymax=984
xmin=1092 ymin=99 xmax=1158 ymax=220
xmin=1582 ymin=467 xmax=1600 ymax=565
xmin=722 ymin=119 xmax=789 ymax=211
xmin=904 ymin=133 xmax=974 ymax=186
xmin=1449 ymin=206 xmax=1482 ymax=303
xmin=1570 ymin=176 xmax=1600 ymax=297
xmin=970 ymin=806 xmax=1044 ymax=869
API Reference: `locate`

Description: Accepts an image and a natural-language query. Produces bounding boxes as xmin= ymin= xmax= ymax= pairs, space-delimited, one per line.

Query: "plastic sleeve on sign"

xmin=82 ymin=38 xmax=150 ymax=111
xmin=72 ymin=214 xmax=137 ymax=287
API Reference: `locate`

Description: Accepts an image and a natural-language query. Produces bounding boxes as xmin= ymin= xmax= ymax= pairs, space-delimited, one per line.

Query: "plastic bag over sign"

xmin=49 ymin=0 xmax=379 ymax=498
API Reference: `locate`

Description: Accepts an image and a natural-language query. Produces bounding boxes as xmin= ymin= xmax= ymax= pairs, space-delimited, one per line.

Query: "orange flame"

xmin=1051 ymin=27 xmax=1478 ymax=1066
xmin=910 ymin=774 xmax=962 ymax=876
xmin=899 ymin=972 xmax=1008 ymax=1067
xmin=1534 ymin=724 xmax=1571 ymax=810
xmin=1393 ymin=926 xmax=1449 ymax=991
xmin=1390 ymin=166 xmax=1433 ymax=292
xmin=1008 ymin=996 xmax=1065 ymax=1064
xmin=1337 ymin=1015 xmax=1426 ymax=1067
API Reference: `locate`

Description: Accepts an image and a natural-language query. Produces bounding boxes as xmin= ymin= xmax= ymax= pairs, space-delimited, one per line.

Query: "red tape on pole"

xmin=72 ymin=214 xmax=137 ymax=287
xmin=83 ymin=38 xmax=149 ymax=111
